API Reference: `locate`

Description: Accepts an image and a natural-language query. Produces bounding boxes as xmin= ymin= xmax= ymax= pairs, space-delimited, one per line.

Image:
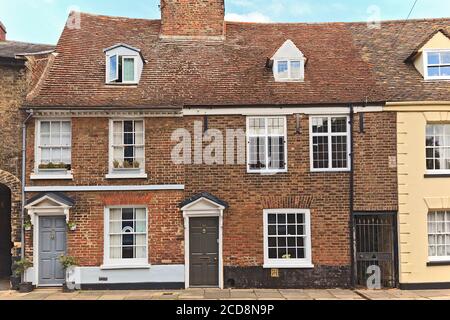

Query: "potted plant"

xmin=38 ymin=162 xmax=71 ymax=175
xmin=67 ymin=221 xmax=77 ymax=231
xmin=59 ymin=255 xmax=78 ymax=293
xmin=112 ymin=160 xmax=141 ymax=174
xmin=13 ymin=259 xmax=33 ymax=293
xmin=24 ymin=220 xmax=32 ymax=231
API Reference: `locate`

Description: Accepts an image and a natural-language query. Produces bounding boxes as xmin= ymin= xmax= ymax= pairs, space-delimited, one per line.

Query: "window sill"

xmin=263 ymin=263 xmax=314 ymax=269
xmin=247 ymin=169 xmax=288 ymax=175
xmin=427 ymin=260 xmax=450 ymax=267
xmin=30 ymin=173 xmax=73 ymax=180
xmin=100 ymin=264 xmax=151 ymax=270
xmin=310 ymin=169 xmax=351 ymax=173
xmin=105 ymin=173 xmax=148 ymax=179
xmin=424 ymin=173 xmax=450 ymax=178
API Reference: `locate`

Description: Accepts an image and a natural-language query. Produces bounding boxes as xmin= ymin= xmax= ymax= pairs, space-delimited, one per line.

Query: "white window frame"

xmin=102 ymin=206 xmax=150 ymax=268
xmin=106 ymin=55 xmax=139 ymax=84
xmin=263 ymin=209 xmax=313 ymax=269
xmin=425 ymin=123 xmax=450 ymax=175
xmin=423 ymin=49 xmax=450 ymax=81
xmin=309 ymin=115 xmax=351 ymax=172
xmin=246 ymin=116 xmax=288 ymax=174
xmin=107 ymin=118 xmax=147 ymax=179
xmin=32 ymin=118 xmax=73 ymax=180
xmin=274 ymin=59 xmax=305 ymax=82
xmin=427 ymin=211 xmax=450 ymax=262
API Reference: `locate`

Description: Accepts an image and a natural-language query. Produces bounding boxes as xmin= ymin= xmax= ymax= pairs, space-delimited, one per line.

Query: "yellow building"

xmin=386 ymin=31 xmax=450 ymax=289
xmin=351 ymin=20 xmax=450 ymax=288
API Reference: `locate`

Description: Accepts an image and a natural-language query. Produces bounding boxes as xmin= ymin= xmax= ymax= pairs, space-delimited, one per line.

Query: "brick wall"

xmin=25 ymin=117 xmax=185 ymax=186
xmin=160 ymin=0 xmax=225 ymax=38
xmin=25 ymin=190 xmax=184 ymax=266
xmin=181 ymin=112 xmax=397 ymax=286
xmin=0 ymin=65 xmax=26 ymax=177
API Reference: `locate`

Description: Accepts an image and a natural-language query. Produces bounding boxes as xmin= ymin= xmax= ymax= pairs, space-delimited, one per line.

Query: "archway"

xmin=0 ymin=170 xmax=21 ymax=282
xmin=0 ymin=184 xmax=12 ymax=278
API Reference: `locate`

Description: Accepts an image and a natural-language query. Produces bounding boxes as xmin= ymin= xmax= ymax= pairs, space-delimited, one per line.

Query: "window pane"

xmin=109 ymin=55 xmax=118 ymax=81
xmin=442 ymin=52 xmax=450 ymax=64
xmin=267 ymin=118 xmax=284 ymax=135
xmin=331 ymin=117 xmax=347 ymax=133
xmin=332 ymin=136 xmax=348 ymax=169
xmin=40 ymin=121 xmax=50 ymax=134
xmin=441 ymin=66 xmax=450 ymax=77
xmin=249 ymin=118 xmax=266 ymax=135
xmin=50 ymin=122 xmax=61 ymax=145
xmin=312 ymin=117 xmax=328 ymax=133
xmin=123 ymin=58 xmax=135 ymax=82
xmin=428 ymin=52 xmax=440 ymax=65
xmin=41 ymin=148 xmax=50 ymax=163
xmin=277 ymin=61 xmax=288 ymax=78
xmin=268 ymin=136 xmax=285 ymax=170
xmin=313 ymin=136 xmax=329 ymax=169
xmin=248 ymin=137 xmax=266 ymax=170
xmin=428 ymin=66 xmax=440 ymax=77
xmin=290 ymin=60 xmax=301 ymax=79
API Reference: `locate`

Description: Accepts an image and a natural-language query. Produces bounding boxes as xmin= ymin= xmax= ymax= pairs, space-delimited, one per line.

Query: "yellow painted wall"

xmin=412 ymin=31 xmax=450 ymax=76
xmin=396 ymin=108 xmax=450 ymax=284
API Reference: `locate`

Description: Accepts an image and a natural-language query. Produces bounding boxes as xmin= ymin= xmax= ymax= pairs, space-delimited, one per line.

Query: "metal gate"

xmin=354 ymin=213 xmax=398 ymax=288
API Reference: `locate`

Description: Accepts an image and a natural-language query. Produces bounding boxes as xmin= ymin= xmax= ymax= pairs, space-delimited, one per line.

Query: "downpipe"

xmin=21 ymin=109 xmax=33 ymax=264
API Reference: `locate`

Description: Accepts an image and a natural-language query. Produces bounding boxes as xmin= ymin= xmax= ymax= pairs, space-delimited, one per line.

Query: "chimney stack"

xmin=160 ymin=0 xmax=225 ymax=40
xmin=0 ymin=21 xmax=6 ymax=41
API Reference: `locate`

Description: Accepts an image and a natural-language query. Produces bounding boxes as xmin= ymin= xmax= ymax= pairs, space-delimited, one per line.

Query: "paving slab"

xmin=204 ymin=289 xmax=231 ymax=299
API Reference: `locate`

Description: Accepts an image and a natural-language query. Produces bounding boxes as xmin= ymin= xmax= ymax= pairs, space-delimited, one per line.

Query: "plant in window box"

xmin=282 ymin=254 xmax=292 ymax=259
xmin=67 ymin=221 xmax=77 ymax=231
xmin=13 ymin=259 xmax=33 ymax=293
xmin=38 ymin=162 xmax=71 ymax=174
xmin=24 ymin=219 xmax=32 ymax=231
xmin=59 ymin=255 xmax=79 ymax=293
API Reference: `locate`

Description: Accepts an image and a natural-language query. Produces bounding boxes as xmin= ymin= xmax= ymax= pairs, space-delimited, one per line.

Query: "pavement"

xmin=1 ymin=287 xmax=450 ymax=300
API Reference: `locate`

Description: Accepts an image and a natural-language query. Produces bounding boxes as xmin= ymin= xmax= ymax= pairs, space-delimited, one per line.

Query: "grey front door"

xmin=39 ymin=216 xmax=67 ymax=285
xmin=189 ymin=217 xmax=219 ymax=287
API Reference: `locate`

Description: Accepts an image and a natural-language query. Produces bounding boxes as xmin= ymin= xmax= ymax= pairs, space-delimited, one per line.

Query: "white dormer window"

xmin=425 ymin=50 xmax=450 ymax=80
xmin=271 ymin=40 xmax=305 ymax=82
xmin=104 ymin=43 xmax=144 ymax=84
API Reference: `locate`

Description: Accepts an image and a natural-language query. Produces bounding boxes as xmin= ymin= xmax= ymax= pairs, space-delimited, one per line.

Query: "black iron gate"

xmin=354 ymin=212 xmax=398 ymax=288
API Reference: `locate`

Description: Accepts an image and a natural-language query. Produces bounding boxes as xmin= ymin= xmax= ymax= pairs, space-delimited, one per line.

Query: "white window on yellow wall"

xmin=426 ymin=124 xmax=450 ymax=173
xmin=428 ymin=211 xmax=450 ymax=262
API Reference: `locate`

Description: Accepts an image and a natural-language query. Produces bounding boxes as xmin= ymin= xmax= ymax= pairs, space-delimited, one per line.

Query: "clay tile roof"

xmin=27 ymin=12 xmax=386 ymax=108
xmin=348 ymin=18 xmax=450 ymax=103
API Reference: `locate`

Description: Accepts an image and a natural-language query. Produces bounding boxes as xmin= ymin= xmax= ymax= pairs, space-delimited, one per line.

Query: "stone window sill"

xmin=100 ymin=264 xmax=151 ymax=270
xmin=30 ymin=173 xmax=73 ymax=180
xmin=263 ymin=263 xmax=314 ymax=269
xmin=105 ymin=173 xmax=148 ymax=179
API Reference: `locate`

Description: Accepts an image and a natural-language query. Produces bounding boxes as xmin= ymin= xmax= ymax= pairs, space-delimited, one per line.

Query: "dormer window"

xmin=275 ymin=60 xmax=303 ymax=81
xmin=271 ymin=40 xmax=305 ymax=82
xmin=425 ymin=50 xmax=450 ymax=80
xmin=104 ymin=43 xmax=145 ymax=84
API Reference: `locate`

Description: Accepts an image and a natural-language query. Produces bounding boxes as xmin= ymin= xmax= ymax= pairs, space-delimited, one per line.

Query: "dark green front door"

xmin=189 ymin=217 xmax=219 ymax=287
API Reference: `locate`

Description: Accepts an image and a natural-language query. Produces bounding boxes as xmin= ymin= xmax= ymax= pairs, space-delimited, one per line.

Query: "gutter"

xmin=21 ymin=109 xmax=33 ymax=262
xmin=349 ymin=103 xmax=356 ymax=288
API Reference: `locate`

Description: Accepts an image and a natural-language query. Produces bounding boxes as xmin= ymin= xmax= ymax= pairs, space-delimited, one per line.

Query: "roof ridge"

xmin=0 ymin=39 xmax=55 ymax=47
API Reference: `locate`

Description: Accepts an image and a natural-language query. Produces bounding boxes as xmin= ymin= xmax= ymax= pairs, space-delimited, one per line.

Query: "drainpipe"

xmin=21 ymin=109 xmax=33 ymax=261
xmin=349 ymin=104 xmax=355 ymax=288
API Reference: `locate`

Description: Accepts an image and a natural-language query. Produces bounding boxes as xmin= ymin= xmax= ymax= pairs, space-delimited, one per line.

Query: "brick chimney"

xmin=160 ymin=0 xmax=225 ymax=40
xmin=0 ymin=21 xmax=6 ymax=41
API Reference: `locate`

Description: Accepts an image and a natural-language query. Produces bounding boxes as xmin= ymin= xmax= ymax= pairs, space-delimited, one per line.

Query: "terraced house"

xmin=10 ymin=0 xmax=449 ymax=290
xmin=350 ymin=20 xmax=450 ymax=289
